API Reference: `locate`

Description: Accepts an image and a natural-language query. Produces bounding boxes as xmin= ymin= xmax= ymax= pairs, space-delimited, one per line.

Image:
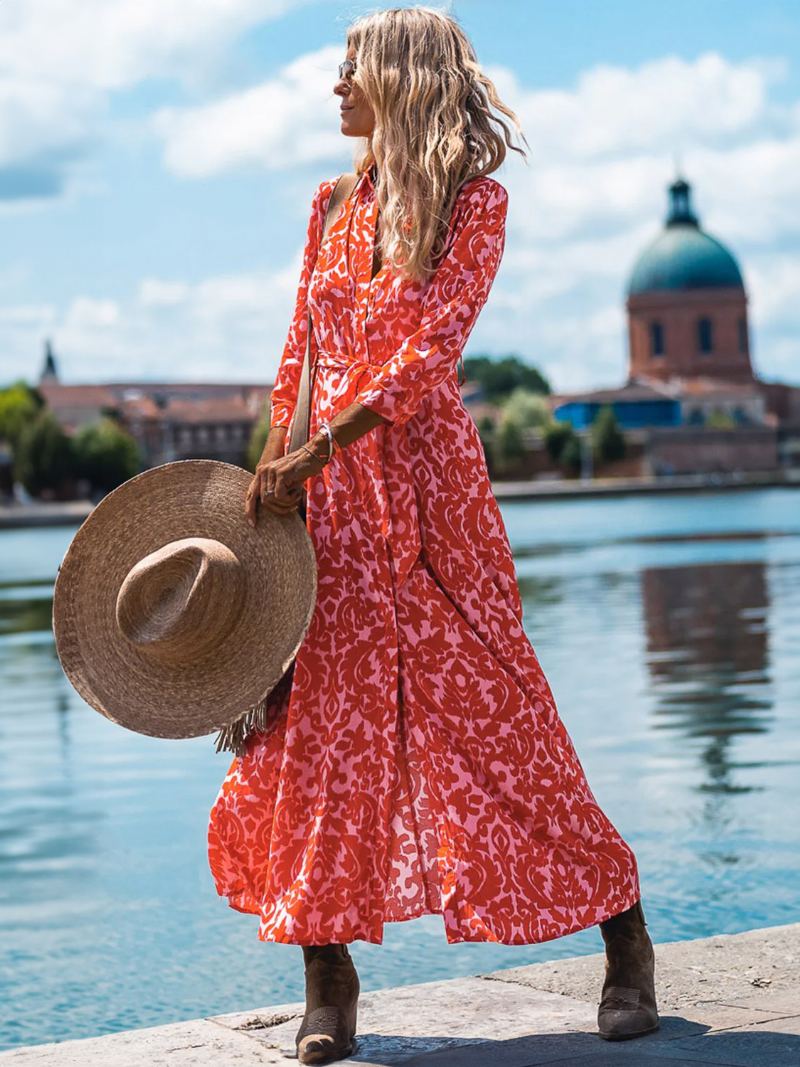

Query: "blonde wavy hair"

xmin=346 ymin=4 xmax=529 ymax=282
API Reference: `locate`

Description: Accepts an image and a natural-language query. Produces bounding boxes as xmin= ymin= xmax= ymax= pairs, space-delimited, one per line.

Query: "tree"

xmin=502 ymin=387 xmax=551 ymax=430
xmin=73 ymin=418 xmax=142 ymax=495
xmin=543 ymin=420 xmax=575 ymax=463
xmin=246 ymin=416 xmax=270 ymax=472
xmin=463 ymin=355 xmax=551 ymax=401
xmin=473 ymin=415 xmax=497 ymax=476
xmin=706 ymin=407 xmax=736 ymax=429
xmin=591 ymin=405 xmax=626 ymax=463
xmin=14 ymin=410 xmax=77 ymax=497
xmin=0 ymin=381 xmax=45 ymax=449
xmin=491 ymin=412 xmax=526 ymax=476
xmin=559 ymin=434 xmax=583 ymax=475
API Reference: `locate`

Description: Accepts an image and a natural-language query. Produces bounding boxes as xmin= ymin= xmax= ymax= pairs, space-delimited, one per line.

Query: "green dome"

xmin=627 ymin=177 xmax=744 ymax=297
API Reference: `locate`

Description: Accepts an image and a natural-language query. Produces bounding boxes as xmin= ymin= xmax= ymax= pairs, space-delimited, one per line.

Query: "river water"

xmin=1 ymin=488 xmax=798 ymax=1050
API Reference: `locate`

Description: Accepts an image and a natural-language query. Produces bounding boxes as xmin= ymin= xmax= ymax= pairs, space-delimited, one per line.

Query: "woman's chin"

xmin=339 ymin=116 xmax=368 ymax=138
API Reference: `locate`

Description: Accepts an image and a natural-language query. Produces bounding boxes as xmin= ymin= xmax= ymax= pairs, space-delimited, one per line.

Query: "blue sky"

xmin=1 ymin=0 xmax=799 ymax=392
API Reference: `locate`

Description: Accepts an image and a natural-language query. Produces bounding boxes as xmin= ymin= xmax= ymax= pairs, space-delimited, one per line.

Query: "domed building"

xmin=626 ymin=176 xmax=754 ymax=385
xmin=547 ymin=172 xmax=800 ymax=474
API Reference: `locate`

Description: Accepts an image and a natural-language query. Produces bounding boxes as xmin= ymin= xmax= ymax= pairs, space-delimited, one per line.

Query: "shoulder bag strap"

xmin=215 ymin=172 xmax=360 ymax=757
xmin=287 ymin=172 xmax=359 ymax=463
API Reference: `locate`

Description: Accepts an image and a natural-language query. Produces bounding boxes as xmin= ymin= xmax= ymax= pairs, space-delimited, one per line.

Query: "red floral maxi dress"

xmin=207 ymin=164 xmax=642 ymax=946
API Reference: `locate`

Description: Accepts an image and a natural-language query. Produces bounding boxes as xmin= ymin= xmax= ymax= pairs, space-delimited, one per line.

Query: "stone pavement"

xmin=2 ymin=922 xmax=798 ymax=1066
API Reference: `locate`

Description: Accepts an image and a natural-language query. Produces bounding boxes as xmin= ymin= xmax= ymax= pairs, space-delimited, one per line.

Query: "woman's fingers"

xmin=263 ymin=496 xmax=300 ymax=514
xmin=264 ymin=465 xmax=277 ymax=501
xmin=248 ymin=447 xmax=321 ymax=520
xmin=245 ymin=476 xmax=260 ymax=526
xmin=273 ymin=470 xmax=301 ymax=504
xmin=264 ymin=462 xmax=277 ymax=500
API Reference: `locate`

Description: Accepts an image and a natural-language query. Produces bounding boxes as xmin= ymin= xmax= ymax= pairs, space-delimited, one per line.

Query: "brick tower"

xmin=626 ymin=175 xmax=754 ymax=384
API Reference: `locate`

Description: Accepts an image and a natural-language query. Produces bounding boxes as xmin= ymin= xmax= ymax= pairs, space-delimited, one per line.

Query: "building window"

xmin=738 ymin=317 xmax=747 ymax=353
xmin=649 ymin=321 xmax=664 ymax=357
xmin=697 ymin=317 xmax=713 ymax=354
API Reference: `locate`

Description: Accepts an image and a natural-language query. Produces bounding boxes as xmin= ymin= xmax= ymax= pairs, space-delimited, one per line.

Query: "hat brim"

xmin=52 ymin=460 xmax=317 ymax=740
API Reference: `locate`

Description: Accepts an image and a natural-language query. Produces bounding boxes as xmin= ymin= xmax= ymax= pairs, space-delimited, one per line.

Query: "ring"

xmin=265 ymin=488 xmax=275 ymax=496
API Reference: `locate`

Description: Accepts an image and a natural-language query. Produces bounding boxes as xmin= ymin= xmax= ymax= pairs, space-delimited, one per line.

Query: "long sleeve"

xmin=354 ymin=177 xmax=508 ymax=428
xmin=269 ymin=178 xmax=335 ymax=430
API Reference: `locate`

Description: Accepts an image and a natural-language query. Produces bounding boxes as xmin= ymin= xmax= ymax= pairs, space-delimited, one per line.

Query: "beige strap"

xmin=288 ymin=172 xmax=359 ymax=473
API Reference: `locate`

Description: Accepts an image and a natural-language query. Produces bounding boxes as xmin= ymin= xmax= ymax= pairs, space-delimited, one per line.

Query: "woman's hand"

xmin=245 ymin=426 xmax=327 ymax=526
xmin=244 ymin=403 xmax=387 ymax=526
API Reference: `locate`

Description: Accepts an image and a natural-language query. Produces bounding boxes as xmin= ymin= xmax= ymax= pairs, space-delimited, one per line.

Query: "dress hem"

xmin=214 ymin=880 xmax=642 ymax=947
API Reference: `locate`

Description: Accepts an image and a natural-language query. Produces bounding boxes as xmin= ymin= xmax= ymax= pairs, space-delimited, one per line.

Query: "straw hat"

xmin=52 ymin=459 xmax=317 ymax=750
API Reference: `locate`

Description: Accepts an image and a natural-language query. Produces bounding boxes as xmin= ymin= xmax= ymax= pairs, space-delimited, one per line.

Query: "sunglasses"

xmin=338 ymin=58 xmax=357 ymax=80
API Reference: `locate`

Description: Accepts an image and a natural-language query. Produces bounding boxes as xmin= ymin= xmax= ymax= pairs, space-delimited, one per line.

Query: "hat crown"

xmin=115 ymin=536 xmax=246 ymax=663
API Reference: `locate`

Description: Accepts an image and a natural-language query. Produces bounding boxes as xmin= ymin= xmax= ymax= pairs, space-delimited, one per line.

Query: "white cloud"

xmin=139 ymin=280 xmax=192 ymax=308
xmin=747 ymin=254 xmax=800 ymax=336
xmin=0 ymin=0 xmax=312 ymax=200
xmin=490 ymin=52 xmax=787 ymax=164
xmin=152 ymin=45 xmax=348 ymax=177
xmin=1 ymin=261 xmax=303 ymax=384
xmin=64 ymin=298 xmax=121 ymax=331
xmin=0 ymin=303 xmax=55 ymax=327
xmin=0 ymin=0 xmax=307 ymax=91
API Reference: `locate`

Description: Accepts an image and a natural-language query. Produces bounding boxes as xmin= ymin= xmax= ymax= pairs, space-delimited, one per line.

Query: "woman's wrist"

xmin=261 ymin=424 xmax=287 ymax=464
xmin=303 ymin=426 xmax=335 ymax=466
xmin=301 ymin=405 xmax=387 ymax=461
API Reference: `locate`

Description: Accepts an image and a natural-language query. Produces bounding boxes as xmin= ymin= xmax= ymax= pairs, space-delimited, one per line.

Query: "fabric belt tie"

xmin=313 ymin=349 xmax=376 ymax=399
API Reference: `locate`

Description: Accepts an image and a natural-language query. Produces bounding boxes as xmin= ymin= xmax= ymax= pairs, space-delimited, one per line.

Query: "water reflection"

xmin=642 ymin=560 xmax=773 ymax=796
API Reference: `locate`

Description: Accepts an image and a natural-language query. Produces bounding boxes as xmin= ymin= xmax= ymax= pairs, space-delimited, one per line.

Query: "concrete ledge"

xmin=492 ymin=469 xmax=800 ymax=501
xmin=4 ymin=469 xmax=800 ymax=529
xmin=2 ymin=923 xmax=798 ymax=1065
xmin=0 ymin=500 xmax=93 ymax=529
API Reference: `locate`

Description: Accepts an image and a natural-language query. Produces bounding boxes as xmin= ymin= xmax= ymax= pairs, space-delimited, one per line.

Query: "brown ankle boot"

xmin=295 ymin=943 xmax=359 ymax=1064
xmin=597 ymin=899 xmax=659 ymax=1041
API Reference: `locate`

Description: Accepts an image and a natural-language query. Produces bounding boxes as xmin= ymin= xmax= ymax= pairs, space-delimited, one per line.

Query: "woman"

xmin=208 ymin=6 xmax=658 ymax=1063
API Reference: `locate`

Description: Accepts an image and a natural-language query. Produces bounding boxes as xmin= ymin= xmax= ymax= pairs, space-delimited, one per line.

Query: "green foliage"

xmin=491 ymin=413 xmax=526 ymax=475
xmin=543 ymin=420 xmax=575 ymax=463
xmin=476 ymin=414 xmax=496 ymax=435
xmin=73 ymin=417 xmax=141 ymax=494
xmin=591 ymin=405 xmax=626 ymax=463
xmin=246 ymin=416 xmax=270 ymax=472
xmin=502 ymin=387 xmax=551 ymax=429
xmin=0 ymin=381 xmax=45 ymax=448
xmin=559 ymin=435 xmax=583 ymax=474
xmin=14 ymin=410 xmax=76 ymax=496
xmin=463 ymin=355 xmax=551 ymax=402
xmin=542 ymin=419 xmax=585 ymax=475
xmin=706 ymin=407 xmax=736 ymax=429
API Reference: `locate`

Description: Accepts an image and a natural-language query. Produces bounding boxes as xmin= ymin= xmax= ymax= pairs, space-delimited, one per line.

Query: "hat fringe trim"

xmin=213 ymin=696 xmax=270 ymax=758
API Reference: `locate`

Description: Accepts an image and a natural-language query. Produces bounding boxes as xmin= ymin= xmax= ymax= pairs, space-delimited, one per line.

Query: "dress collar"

xmin=357 ymin=163 xmax=378 ymax=194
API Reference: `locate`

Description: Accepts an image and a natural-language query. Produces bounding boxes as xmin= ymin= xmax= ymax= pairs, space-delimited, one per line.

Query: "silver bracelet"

xmin=318 ymin=421 xmax=336 ymax=462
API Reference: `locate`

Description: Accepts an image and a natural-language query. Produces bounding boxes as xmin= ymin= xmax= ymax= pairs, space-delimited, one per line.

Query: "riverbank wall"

xmin=1 ymin=921 xmax=798 ymax=1065
xmin=3 ymin=468 xmax=800 ymax=529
